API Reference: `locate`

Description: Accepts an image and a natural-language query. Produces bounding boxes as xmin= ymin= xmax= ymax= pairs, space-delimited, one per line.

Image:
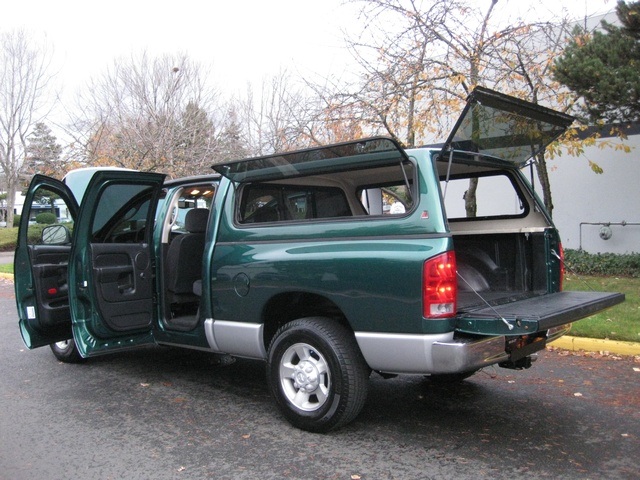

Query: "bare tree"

xmin=0 ymin=29 xmax=55 ymax=227
xmin=237 ymin=70 xmax=319 ymax=156
xmin=333 ymin=0 xmax=499 ymax=146
xmin=332 ymin=0 xmax=587 ymax=216
xmin=72 ymin=52 xmax=222 ymax=178
xmin=215 ymin=104 xmax=251 ymax=163
xmin=490 ymin=20 xmax=578 ymax=214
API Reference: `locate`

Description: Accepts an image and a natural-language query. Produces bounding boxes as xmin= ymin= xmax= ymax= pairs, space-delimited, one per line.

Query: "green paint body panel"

xmin=212 ymin=154 xmax=454 ymax=335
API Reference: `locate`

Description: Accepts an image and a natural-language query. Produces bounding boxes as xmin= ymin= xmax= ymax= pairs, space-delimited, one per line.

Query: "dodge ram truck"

xmin=15 ymin=87 xmax=624 ymax=432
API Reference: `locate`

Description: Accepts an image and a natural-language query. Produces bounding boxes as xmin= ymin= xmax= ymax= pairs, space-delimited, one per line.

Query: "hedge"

xmin=35 ymin=212 xmax=57 ymax=225
xmin=564 ymin=249 xmax=640 ymax=278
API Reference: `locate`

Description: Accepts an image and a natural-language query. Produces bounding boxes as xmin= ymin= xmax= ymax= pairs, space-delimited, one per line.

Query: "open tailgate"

xmin=456 ymin=291 xmax=625 ymax=336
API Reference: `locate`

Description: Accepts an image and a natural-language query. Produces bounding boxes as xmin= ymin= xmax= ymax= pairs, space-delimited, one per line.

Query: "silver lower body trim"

xmin=355 ymin=331 xmax=452 ymax=374
xmin=204 ymin=318 xmax=266 ymax=360
xmin=355 ymin=331 xmax=509 ymax=375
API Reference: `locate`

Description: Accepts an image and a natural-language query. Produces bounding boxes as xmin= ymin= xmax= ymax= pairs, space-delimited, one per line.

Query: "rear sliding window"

xmin=239 ymin=184 xmax=351 ymax=223
xmin=440 ymin=173 xmax=528 ymax=220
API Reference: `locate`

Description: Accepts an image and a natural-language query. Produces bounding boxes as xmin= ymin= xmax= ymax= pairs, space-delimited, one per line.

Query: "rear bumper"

xmin=355 ymin=323 xmax=572 ymax=375
xmin=431 ymin=335 xmax=509 ymax=374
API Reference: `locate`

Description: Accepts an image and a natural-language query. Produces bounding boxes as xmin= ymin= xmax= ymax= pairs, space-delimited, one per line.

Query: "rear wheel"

xmin=50 ymin=339 xmax=84 ymax=363
xmin=267 ymin=317 xmax=369 ymax=432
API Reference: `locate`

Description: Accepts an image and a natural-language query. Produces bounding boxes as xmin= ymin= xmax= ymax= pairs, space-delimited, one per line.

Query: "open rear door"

xmin=68 ymin=170 xmax=165 ymax=357
xmin=15 ymin=175 xmax=79 ymax=348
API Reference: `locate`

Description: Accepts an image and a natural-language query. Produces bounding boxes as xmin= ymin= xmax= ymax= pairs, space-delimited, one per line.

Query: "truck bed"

xmin=454 ymin=230 xmax=549 ymax=309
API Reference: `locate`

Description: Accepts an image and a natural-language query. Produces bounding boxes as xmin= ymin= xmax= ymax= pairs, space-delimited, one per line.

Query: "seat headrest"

xmin=184 ymin=208 xmax=209 ymax=233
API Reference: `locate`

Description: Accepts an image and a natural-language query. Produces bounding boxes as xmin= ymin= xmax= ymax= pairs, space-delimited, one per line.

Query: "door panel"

xmin=91 ymin=243 xmax=153 ymax=331
xmin=29 ymin=245 xmax=71 ymax=329
xmin=15 ymin=175 xmax=78 ymax=349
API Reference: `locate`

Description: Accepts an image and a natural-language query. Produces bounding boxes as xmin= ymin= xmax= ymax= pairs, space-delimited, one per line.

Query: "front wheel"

xmin=267 ymin=317 xmax=369 ymax=432
xmin=50 ymin=339 xmax=84 ymax=363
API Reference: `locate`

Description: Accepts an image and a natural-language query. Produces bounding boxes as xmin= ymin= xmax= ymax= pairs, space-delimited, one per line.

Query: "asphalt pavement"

xmin=0 ymin=278 xmax=638 ymax=479
xmin=0 ymin=251 xmax=12 ymax=265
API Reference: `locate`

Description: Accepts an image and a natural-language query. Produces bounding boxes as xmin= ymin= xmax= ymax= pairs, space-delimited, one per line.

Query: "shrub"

xmin=564 ymin=249 xmax=640 ymax=278
xmin=13 ymin=214 xmax=20 ymax=225
xmin=35 ymin=212 xmax=57 ymax=225
xmin=27 ymin=225 xmax=45 ymax=244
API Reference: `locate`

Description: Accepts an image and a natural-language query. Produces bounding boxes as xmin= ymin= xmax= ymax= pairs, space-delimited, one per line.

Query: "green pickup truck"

xmin=15 ymin=87 xmax=624 ymax=432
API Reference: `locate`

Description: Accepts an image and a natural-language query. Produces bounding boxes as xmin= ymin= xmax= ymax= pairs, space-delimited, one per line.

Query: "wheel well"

xmin=262 ymin=292 xmax=350 ymax=349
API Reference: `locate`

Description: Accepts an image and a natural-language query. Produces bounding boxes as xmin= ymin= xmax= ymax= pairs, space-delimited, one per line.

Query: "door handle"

xmin=96 ymin=265 xmax=134 ymax=283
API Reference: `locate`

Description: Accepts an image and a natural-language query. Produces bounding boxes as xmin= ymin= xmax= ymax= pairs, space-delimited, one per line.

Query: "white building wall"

xmin=547 ymin=134 xmax=640 ymax=254
xmin=14 ymin=192 xmax=26 ymax=216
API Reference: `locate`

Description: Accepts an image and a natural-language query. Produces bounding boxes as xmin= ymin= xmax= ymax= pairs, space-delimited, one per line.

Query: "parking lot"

xmin=0 ymin=278 xmax=638 ymax=479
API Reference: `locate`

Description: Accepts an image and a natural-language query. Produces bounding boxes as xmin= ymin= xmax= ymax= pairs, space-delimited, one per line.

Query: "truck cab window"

xmin=239 ymin=184 xmax=351 ymax=223
xmin=91 ymin=184 xmax=154 ymax=243
xmin=25 ymin=187 xmax=74 ymax=245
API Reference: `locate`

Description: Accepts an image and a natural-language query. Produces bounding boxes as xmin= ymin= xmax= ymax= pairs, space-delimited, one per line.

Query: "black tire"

xmin=49 ymin=339 xmax=84 ymax=363
xmin=426 ymin=370 xmax=478 ymax=384
xmin=267 ymin=317 xmax=369 ymax=433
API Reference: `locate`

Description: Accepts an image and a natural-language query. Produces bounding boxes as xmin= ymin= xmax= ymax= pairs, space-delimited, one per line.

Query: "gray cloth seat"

xmin=166 ymin=208 xmax=208 ymax=303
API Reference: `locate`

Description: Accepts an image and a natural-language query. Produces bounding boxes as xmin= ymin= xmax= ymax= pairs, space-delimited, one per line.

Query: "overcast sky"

xmin=2 ymin=0 xmax=618 ymax=108
xmin=4 ymin=0 xmax=352 ymax=94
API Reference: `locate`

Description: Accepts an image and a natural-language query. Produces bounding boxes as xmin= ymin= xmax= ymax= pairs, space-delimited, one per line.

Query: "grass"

xmin=0 ymin=225 xmax=48 ymax=253
xmin=564 ymin=275 xmax=640 ymax=343
xmin=0 ymin=263 xmax=13 ymax=274
xmin=0 ymin=225 xmax=48 ymax=251
xmin=0 ymin=227 xmax=19 ymax=251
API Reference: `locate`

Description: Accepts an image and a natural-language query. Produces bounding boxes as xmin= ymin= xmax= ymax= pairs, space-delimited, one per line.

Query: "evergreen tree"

xmin=217 ymin=107 xmax=249 ymax=163
xmin=25 ymin=122 xmax=62 ymax=178
xmin=553 ymin=1 xmax=640 ymax=122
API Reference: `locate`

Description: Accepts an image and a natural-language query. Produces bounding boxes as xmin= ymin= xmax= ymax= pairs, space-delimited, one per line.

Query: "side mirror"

xmin=41 ymin=225 xmax=71 ymax=245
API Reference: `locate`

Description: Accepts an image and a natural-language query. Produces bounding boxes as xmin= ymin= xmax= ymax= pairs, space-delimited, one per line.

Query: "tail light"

xmin=423 ymin=251 xmax=457 ymax=318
